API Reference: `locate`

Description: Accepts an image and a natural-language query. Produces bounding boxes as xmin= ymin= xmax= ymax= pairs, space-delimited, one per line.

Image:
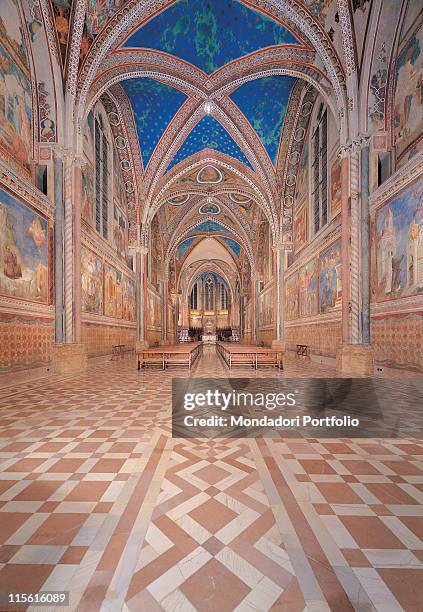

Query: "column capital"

xmin=129 ymin=245 xmax=148 ymax=255
xmin=272 ymin=242 xmax=286 ymax=253
xmin=337 ymin=134 xmax=371 ymax=158
xmin=54 ymin=146 xmax=84 ymax=167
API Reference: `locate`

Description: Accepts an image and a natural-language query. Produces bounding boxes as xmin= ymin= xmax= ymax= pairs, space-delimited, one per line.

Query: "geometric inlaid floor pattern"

xmin=0 ymin=347 xmax=421 ymax=611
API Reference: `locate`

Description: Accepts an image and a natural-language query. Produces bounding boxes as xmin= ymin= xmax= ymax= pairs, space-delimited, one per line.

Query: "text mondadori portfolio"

xmin=183 ymin=415 xmax=360 ymax=427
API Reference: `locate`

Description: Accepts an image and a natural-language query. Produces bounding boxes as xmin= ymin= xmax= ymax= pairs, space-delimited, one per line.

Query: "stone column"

xmin=252 ymin=272 xmax=259 ymax=343
xmin=53 ymin=150 xmax=64 ymax=344
xmin=336 ymin=136 xmax=374 ymax=375
xmin=135 ymin=246 xmax=149 ymax=350
xmin=51 ymin=150 xmax=87 ymax=375
xmin=73 ymin=163 xmax=82 ymax=344
xmin=361 ymin=143 xmax=371 ymax=344
xmin=272 ymin=243 xmax=285 ymax=350
xmin=160 ymin=276 xmax=168 ymax=345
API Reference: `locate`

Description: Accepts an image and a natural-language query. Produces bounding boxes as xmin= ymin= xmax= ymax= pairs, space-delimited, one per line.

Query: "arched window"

xmin=221 ymin=283 xmax=229 ymax=310
xmin=205 ymin=276 xmax=214 ymax=311
xmin=94 ymin=114 xmax=110 ymax=239
xmin=190 ymin=283 xmax=198 ymax=310
xmin=311 ymin=103 xmax=328 ymax=234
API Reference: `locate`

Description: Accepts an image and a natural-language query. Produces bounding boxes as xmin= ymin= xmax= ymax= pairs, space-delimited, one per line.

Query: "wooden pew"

xmin=137 ymin=342 xmax=202 ymax=370
xmin=216 ymin=343 xmax=283 ymax=370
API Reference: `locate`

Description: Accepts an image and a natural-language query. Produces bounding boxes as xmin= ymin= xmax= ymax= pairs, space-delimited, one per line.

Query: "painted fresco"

xmin=82 ymin=164 xmax=94 ymax=224
xmin=51 ymin=0 xmax=71 ymax=67
xmin=259 ymin=288 xmax=274 ymax=328
xmin=369 ymin=41 xmax=388 ymax=132
xmin=113 ymin=146 xmax=123 ymax=202
xmin=393 ymin=26 xmax=423 ymax=160
xmin=168 ymin=194 xmax=189 ymax=205
xmin=257 ymin=220 xmax=271 ymax=280
xmin=104 ymin=263 xmax=123 ymax=319
xmin=124 ymin=0 xmax=298 ymax=74
xmin=0 ymin=188 xmax=48 ymax=303
xmin=86 ymin=0 xmax=125 ymax=39
xmin=294 ymin=205 xmax=307 ymax=251
xmin=168 ymin=115 xmax=252 ymax=171
xmin=197 ymin=165 xmax=223 ymax=184
xmin=150 ymin=216 xmax=162 ymax=290
xmin=113 ymin=205 xmax=127 ymax=258
xmin=177 ymin=237 xmax=196 ymax=258
xmin=351 ymin=0 xmax=372 ymax=66
xmin=330 ymin=158 xmax=342 ymax=215
xmin=221 ymin=236 xmax=241 ymax=258
xmin=376 ymin=179 xmax=423 ymax=301
xmin=199 ymin=202 xmax=220 ymax=215
xmin=319 ymin=240 xmax=342 ymax=313
xmin=121 ymin=78 xmax=187 ymax=168
xmin=0 ymin=0 xmax=29 ymax=68
xmin=295 ymin=140 xmax=308 ymax=204
xmin=0 ymin=41 xmax=32 ymax=172
xmin=299 ymin=258 xmax=318 ymax=317
xmin=81 ymin=245 xmax=103 ymax=314
xmin=122 ymin=276 xmax=135 ymax=321
xmin=147 ymin=290 xmax=162 ymax=329
xmin=285 ymin=274 xmax=299 ymax=321
xmin=230 ymin=194 xmax=254 ymax=226
xmin=230 ymin=76 xmax=295 ymax=164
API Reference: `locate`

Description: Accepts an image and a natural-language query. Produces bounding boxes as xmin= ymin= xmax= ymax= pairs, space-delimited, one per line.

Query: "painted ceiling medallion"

xmin=168 ymin=194 xmax=190 ymax=205
xmin=196 ymin=165 xmax=223 ymax=184
xmin=199 ymin=202 xmax=220 ymax=215
xmin=229 ymin=193 xmax=251 ymax=204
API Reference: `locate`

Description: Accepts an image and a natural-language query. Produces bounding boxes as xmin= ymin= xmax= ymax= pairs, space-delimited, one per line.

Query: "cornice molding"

xmin=369 ymin=153 xmax=423 ymax=211
xmin=0 ymin=159 xmax=54 ymax=219
xmin=0 ymin=296 xmax=54 ymax=318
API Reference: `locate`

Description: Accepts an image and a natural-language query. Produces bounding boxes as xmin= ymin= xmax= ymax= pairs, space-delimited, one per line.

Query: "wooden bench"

xmin=111 ymin=344 xmax=125 ymax=361
xmin=137 ymin=342 xmax=202 ymax=370
xmin=123 ymin=345 xmax=135 ymax=357
xmin=296 ymin=344 xmax=308 ymax=357
xmin=111 ymin=345 xmax=135 ymax=361
xmin=217 ymin=343 xmax=283 ymax=370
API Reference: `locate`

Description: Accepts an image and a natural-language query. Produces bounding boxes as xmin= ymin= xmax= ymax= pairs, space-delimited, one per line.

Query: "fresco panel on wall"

xmin=375 ymin=178 xmax=423 ymax=301
xmin=0 ymin=23 xmax=32 ymax=173
xmin=299 ymin=258 xmax=318 ymax=317
xmin=393 ymin=25 xmax=423 ymax=163
xmin=81 ymin=245 xmax=103 ymax=315
xmin=319 ymin=239 xmax=342 ymax=313
xmin=0 ymin=189 xmax=49 ymax=303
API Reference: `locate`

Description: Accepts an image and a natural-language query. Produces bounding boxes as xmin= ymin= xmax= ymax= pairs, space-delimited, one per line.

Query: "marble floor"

xmin=0 ymin=347 xmax=422 ymax=611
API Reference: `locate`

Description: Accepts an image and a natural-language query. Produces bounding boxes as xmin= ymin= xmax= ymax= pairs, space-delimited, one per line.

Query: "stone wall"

xmin=371 ymin=311 xmax=423 ymax=372
xmin=81 ymin=323 xmax=136 ymax=358
xmin=285 ymin=320 xmax=342 ymax=358
xmin=0 ymin=312 xmax=54 ymax=372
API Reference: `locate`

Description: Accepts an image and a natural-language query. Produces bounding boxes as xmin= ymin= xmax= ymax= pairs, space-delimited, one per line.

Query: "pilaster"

xmin=337 ymin=135 xmax=374 ymax=373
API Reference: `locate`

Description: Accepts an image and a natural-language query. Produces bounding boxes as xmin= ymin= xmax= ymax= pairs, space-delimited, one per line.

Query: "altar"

xmin=202 ymin=333 xmax=217 ymax=344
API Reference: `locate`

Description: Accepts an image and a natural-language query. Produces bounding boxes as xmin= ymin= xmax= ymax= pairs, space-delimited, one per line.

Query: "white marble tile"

xmin=216 ymin=546 xmax=263 ymax=588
